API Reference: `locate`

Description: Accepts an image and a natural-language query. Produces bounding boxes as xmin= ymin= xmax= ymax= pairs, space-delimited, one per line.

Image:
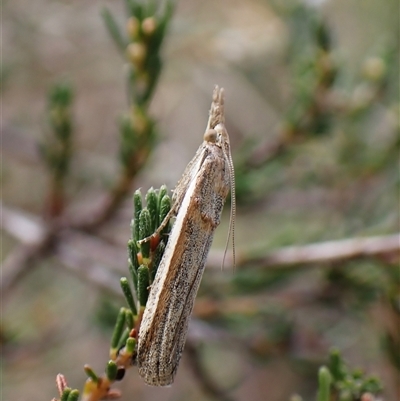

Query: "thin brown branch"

xmin=241 ymin=60 xmax=387 ymax=171
xmin=55 ymin=237 xmax=122 ymax=296
xmin=1 ymin=205 xmax=49 ymax=297
xmin=64 ymin=173 xmax=136 ymax=231
xmin=1 ymin=205 xmax=243 ymax=352
xmin=1 ymin=204 xmax=55 ymax=297
xmin=1 ymin=202 xmax=47 ymax=242
xmin=209 ymin=233 xmax=400 ymax=269
xmin=1 ymin=239 xmax=51 ymax=296
xmin=2 ymin=203 xmax=399 ymax=297
xmin=0 ymin=205 xmax=125 ymax=298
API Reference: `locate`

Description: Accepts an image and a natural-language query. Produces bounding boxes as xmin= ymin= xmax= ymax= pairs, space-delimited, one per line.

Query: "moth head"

xmin=214 ymin=123 xmax=229 ymax=144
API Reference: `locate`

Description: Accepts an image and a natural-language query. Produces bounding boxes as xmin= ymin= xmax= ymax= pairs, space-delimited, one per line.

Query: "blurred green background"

xmin=2 ymin=0 xmax=399 ymax=400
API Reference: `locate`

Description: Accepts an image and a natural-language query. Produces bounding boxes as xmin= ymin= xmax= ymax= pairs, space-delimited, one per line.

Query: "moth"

xmin=137 ymin=86 xmax=235 ymax=386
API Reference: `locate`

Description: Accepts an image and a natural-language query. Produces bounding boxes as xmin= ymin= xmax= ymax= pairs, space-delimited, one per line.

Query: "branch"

xmin=63 ymin=174 xmax=136 ymax=231
xmin=1 ymin=205 xmax=244 ymax=357
xmin=209 ymin=233 xmax=400 ymax=269
xmin=1 ymin=202 xmax=46 ymax=242
xmin=55 ymin=238 xmax=122 ymax=296
xmin=1 ymin=203 xmax=55 ymax=296
xmin=1 ymin=240 xmax=51 ymax=295
xmin=2 ymin=203 xmax=399 ymax=297
xmin=0 ymin=203 xmax=128 ymax=297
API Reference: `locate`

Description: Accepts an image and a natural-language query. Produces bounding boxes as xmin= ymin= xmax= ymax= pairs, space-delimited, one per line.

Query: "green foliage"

xmin=323 ymin=262 xmax=390 ymax=309
xmin=120 ymin=277 xmax=137 ymax=315
xmin=67 ymin=390 xmax=80 ymax=401
xmin=383 ymin=331 xmax=400 ymax=372
xmin=145 ymin=187 xmax=158 ymax=231
xmin=101 ymin=8 xmax=128 ymax=52
xmin=327 ymin=349 xmax=382 ymax=400
xmin=124 ymin=184 xmax=172 ymax=326
xmin=110 ymin=307 xmax=127 ymax=350
xmin=294 ymin=350 xmax=382 ymax=401
xmin=60 ymin=388 xmax=73 ymax=401
xmin=126 ymin=337 xmax=136 ymax=354
xmin=125 ymin=309 xmax=134 ymax=330
xmin=40 ymin=81 xmax=74 ymax=183
xmin=56 ymin=388 xmax=80 ymax=401
xmin=138 ymin=208 xmax=152 ymax=258
xmin=137 ymin=265 xmax=150 ymax=307
xmin=106 ymin=361 xmax=118 ymax=381
xmin=102 ymin=0 xmax=175 ymax=176
xmin=152 ymin=240 xmax=165 ymax=281
xmin=159 ymin=193 xmax=172 ymax=234
xmin=121 ymin=186 xmax=172 ymax=321
xmin=28 ymin=1 xmax=395 ymax=400
xmin=84 ymin=365 xmax=99 ymax=382
xmin=133 ymin=189 xmax=143 ymax=241
xmin=317 ymin=366 xmax=331 ymax=401
xmin=127 ymin=239 xmax=139 ymax=271
xmin=234 ymin=3 xmax=396 ymax=206
xmin=117 ymin=328 xmax=130 ymax=352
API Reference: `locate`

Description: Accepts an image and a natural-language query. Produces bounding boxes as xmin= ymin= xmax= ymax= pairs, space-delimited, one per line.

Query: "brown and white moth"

xmin=137 ymin=86 xmax=235 ymax=386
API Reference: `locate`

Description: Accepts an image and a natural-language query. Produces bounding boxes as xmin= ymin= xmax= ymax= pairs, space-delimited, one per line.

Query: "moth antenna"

xmin=222 ymin=148 xmax=236 ymax=270
xmin=213 ymin=86 xmax=235 ymax=270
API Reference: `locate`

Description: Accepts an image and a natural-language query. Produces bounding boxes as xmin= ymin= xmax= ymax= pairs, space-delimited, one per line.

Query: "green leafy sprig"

xmin=40 ymin=82 xmax=74 ymax=217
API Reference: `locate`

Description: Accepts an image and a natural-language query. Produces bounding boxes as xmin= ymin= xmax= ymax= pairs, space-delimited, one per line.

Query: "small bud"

xmin=60 ymin=388 xmax=72 ymax=401
xmin=56 ymin=374 xmax=68 ymax=395
xmin=126 ymin=42 xmax=147 ymax=69
xmin=106 ymin=360 xmax=118 ymax=381
xmin=66 ymin=390 xmax=79 ymax=401
xmin=317 ymin=366 xmax=332 ymax=401
xmin=158 ymin=185 xmax=168 ymax=208
xmin=352 ymin=83 xmax=374 ymax=110
xmin=127 ymin=17 xmax=140 ymax=40
xmin=126 ymin=337 xmax=136 ymax=355
xmin=142 ymin=17 xmax=157 ymax=36
xmin=363 ymin=57 xmax=386 ymax=82
xmin=84 ymin=365 xmax=99 ymax=383
xmin=329 ymin=349 xmax=347 ymax=380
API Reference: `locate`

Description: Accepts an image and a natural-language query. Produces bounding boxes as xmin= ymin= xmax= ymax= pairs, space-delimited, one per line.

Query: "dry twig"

xmin=2 ymin=203 xmax=399 ymax=299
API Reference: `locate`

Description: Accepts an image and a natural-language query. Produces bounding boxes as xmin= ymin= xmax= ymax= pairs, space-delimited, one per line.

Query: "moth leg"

xmin=138 ymin=202 xmax=179 ymax=245
xmin=139 ymin=148 xmax=208 ymax=245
